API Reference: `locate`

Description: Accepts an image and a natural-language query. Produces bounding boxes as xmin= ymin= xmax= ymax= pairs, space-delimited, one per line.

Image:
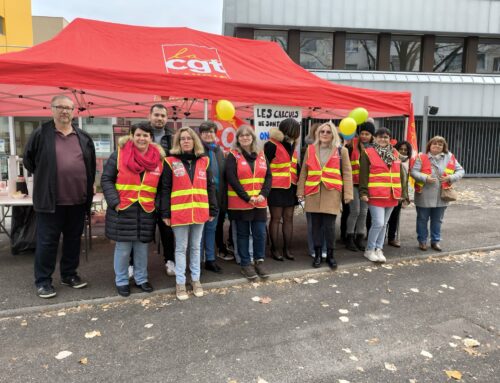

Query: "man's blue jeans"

xmin=114 ymin=241 xmax=149 ymax=286
xmin=235 ymin=220 xmax=266 ymax=267
xmin=201 ymin=215 xmax=218 ymax=262
xmin=416 ymin=206 xmax=447 ymax=244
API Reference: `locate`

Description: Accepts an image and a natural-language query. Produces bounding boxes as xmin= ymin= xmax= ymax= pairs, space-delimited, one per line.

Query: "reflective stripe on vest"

xmin=414 ymin=153 xmax=456 ymax=193
xmin=115 ymin=148 xmax=163 ymax=213
xmin=269 ymin=139 xmax=298 ymax=188
xmin=350 ymin=137 xmax=360 ymax=185
xmin=304 ymin=144 xmax=343 ymax=196
xmin=166 ymin=156 xmax=209 ymax=226
xmin=228 ymin=150 xmax=268 ymax=210
xmin=365 ymin=147 xmax=401 ymax=200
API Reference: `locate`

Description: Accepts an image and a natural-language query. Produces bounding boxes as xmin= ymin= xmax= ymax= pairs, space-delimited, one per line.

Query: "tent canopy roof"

xmin=0 ymin=18 xmax=411 ymax=118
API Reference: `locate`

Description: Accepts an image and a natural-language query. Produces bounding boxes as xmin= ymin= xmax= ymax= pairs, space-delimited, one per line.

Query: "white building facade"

xmin=223 ymin=0 xmax=500 ymax=176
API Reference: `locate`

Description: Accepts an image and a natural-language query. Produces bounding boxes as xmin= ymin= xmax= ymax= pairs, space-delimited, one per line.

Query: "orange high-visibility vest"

xmin=228 ymin=150 xmax=268 ymax=210
xmin=115 ymin=148 xmax=163 ymax=213
xmin=166 ymin=156 xmax=210 ymax=227
xmin=304 ymin=144 xmax=343 ymax=196
xmin=268 ymin=139 xmax=298 ymax=189
xmin=414 ymin=153 xmax=456 ymax=193
xmin=365 ymin=147 xmax=402 ymax=200
xmin=350 ymin=137 xmax=360 ymax=185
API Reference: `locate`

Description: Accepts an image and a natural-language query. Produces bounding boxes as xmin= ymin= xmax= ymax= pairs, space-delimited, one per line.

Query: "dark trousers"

xmin=158 ymin=216 xmax=175 ymax=263
xmin=34 ymin=204 xmax=86 ymax=287
xmin=235 ymin=220 xmax=266 ymax=267
xmin=310 ymin=213 xmax=336 ymax=249
xmin=340 ymin=201 xmax=350 ymax=239
xmin=387 ymin=202 xmax=402 ymax=241
xmin=215 ymin=208 xmax=227 ymax=250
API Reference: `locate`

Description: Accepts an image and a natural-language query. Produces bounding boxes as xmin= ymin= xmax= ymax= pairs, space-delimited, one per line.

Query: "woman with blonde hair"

xmin=226 ymin=126 xmax=272 ymax=280
xmin=159 ymin=127 xmax=218 ymax=300
xmin=411 ymin=135 xmax=464 ymax=251
xmin=297 ymin=121 xmax=353 ymax=268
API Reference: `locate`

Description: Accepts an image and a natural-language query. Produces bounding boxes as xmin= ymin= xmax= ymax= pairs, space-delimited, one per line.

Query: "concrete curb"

xmin=1 ymin=244 xmax=499 ymax=319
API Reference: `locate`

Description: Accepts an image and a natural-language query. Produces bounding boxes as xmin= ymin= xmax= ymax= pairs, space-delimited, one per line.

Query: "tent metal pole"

xmin=421 ymin=95 xmax=429 ymax=150
xmin=78 ymin=116 xmax=83 ymax=130
xmin=8 ymin=116 xmax=15 ymax=155
xmin=204 ymin=99 xmax=208 ymax=121
xmin=404 ymin=116 xmax=409 ymax=141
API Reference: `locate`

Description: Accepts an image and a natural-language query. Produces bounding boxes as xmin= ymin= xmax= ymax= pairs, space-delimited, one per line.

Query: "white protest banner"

xmin=254 ymin=105 xmax=301 ymax=144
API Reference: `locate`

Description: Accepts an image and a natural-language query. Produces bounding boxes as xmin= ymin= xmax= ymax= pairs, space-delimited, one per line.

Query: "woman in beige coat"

xmin=297 ymin=122 xmax=353 ymax=269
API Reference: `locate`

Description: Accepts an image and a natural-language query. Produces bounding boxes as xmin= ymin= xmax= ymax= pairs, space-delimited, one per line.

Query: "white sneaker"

xmin=375 ymin=248 xmax=386 ymax=263
xmin=128 ymin=266 xmax=134 ymax=279
xmin=364 ymin=249 xmax=379 ymax=262
xmin=165 ymin=261 xmax=176 ymax=276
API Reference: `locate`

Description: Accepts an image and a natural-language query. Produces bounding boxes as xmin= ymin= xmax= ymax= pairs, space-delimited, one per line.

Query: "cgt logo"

xmin=162 ymin=44 xmax=230 ymax=79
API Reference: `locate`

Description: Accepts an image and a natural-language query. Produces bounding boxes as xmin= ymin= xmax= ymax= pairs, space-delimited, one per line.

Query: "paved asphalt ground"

xmin=0 ymin=250 xmax=498 ymax=383
xmin=0 ymin=178 xmax=498 ymax=382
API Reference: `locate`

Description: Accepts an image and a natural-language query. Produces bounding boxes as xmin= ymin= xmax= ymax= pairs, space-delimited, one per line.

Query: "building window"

xmin=477 ymin=40 xmax=500 ymax=73
xmin=390 ymin=35 xmax=421 ymax=71
xmin=345 ymin=34 xmax=377 ymax=70
xmin=300 ymin=31 xmax=333 ymax=69
xmin=254 ymin=30 xmax=288 ymax=51
xmin=433 ymin=37 xmax=464 ymax=72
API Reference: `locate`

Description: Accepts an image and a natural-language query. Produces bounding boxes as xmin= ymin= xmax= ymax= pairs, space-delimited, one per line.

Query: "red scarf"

xmin=121 ymin=140 xmax=161 ymax=174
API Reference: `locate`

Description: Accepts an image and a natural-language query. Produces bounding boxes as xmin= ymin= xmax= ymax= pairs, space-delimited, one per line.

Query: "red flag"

xmin=407 ymin=103 xmax=418 ymax=168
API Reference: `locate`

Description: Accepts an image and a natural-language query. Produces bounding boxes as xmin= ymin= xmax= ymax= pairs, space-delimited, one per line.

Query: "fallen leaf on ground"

xmin=452 ymin=335 xmax=462 ymax=340
xmin=449 ymin=342 xmax=458 ymax=348
xmin=381 ymin=299 xmax=390 ymax=305
xmin=445 ymin=370 xmax=462 ymax=380
xmin=141 ymin=299 xmax=150 ymax=307
xmin=90 ymin=318 xmax=98 ymax=321
xmin=257 ymin=377 xmax=268 ymax=383
xmin=339 ymin=309 xmax=349 ymax=314
xmin=491 ymin=282 xmax=498 ymax=287
xmin=293 ymin=278 xmax=302 ymax=283
xmin=366 ymin=338 xmax=380 ymax=345
xmin=463 ymin=338 xmax=480 ymax=347
xmin=260 ymin=296 xmax=272 ymax=304
xmin=57 ymin=312 xmax=66 ymax=317
xmin=384 ymin=362 xmax=397 ymax=371
xmin=84 ymin=330 xmax=101 ymax=339
xmin=144 ymin=323 xmax=154 ymax=329
xmin=79 ymin=357 xmax=88 ymax=365
xmin=364 ymin=268 xmax=373 ymax=273
xmin=303 ymin=278 xmax=319 ymax=284
xmin=251 ymin=296 xmax=261 ymax=302
xmin=55 ymin=351 xmax=72 ymax=360
xmin=349 ymin=355 xmax=359 ymax=361
xmin=339 ymin=316 xmax=349 ymax=323
xmin=352 ymin=303 xmax=359 ymax=307
xmin=448 ymin=286 xmax=455 ymax=290
xmin=420 ymin=350 xmax=433 ymax=358
xmin=381 ymin=265 xmax=392 ymax=269
xmin=338 ymin=380 xmax=350 ymax=383
xmin=20 ymin=320 xmax=27 ymax=327
xmin=356 ymin=367 xmax=364 ymax=372
xmin=410 ymin=288 xmax=420 ymax=293
xmin=321 ymin=303 xmax=330 ymax=307
xmin=342 ymin=348 xmax=352 ymax=354
xmin=441 ymin=284 xmax=448 ymax=288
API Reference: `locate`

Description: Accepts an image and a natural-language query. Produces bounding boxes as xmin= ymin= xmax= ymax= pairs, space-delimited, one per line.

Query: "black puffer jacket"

xmin=101 ymin=140 xmax=165 ymax=242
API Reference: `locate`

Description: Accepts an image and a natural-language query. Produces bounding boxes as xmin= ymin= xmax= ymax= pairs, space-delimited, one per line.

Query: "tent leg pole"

xmin=8 ymin=116 xmax=15 ymax=155
xmin=421 ymin=95 xmax=429 ymax=150
xmin=204 ymin=99 xmax=208 ymax=121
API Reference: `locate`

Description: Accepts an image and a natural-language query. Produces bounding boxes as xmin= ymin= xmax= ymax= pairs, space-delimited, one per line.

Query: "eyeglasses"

xmin=180 ymin=137 xmax=193 ymax=141
xmin=319 ymin=130 xmax=332 ymax=135
xmin=52 ymin=105 xmax=74 ymax=112
xmin=201 ymin=130 xmax=215 ymax=134
xmin=378 ymin=136 xmax=391 ymax=139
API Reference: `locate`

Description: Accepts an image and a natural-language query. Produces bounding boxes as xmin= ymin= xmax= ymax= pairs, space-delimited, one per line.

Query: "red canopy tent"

xmin=0 ymin=18 xmax=411 ymax=119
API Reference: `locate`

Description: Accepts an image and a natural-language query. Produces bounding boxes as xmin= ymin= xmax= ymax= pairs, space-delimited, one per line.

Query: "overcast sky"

xmin=31 ymin=0 xmax=224 ymax=34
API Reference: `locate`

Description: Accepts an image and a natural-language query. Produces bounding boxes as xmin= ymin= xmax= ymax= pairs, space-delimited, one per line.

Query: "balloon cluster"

xmin=215 ymin=100 xmax=235 ymax=121
xmin=338 ymin=107 xmax=369 ymax=140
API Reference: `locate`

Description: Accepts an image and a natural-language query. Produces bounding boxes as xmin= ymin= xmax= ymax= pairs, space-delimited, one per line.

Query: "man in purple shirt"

xmin=24 ymin=95 xmax=96 ymax=298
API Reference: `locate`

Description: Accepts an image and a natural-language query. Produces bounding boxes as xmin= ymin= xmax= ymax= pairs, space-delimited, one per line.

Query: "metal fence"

xmin=302 ymin=117 xmax=500 ymax=177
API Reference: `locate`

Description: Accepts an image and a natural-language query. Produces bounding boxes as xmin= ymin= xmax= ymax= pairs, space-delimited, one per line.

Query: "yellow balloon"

xmin=348 ymin=107 xmax=369 ymax=125
xmin=339 ymin=117 xmax=357 ymax=137
xmin=216 ymin=100 xmax=235 ymax=121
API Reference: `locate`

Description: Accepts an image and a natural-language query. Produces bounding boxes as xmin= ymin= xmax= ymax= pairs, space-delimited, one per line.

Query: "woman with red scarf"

xmin=101 ymin=123 xmax=165 ymax=297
